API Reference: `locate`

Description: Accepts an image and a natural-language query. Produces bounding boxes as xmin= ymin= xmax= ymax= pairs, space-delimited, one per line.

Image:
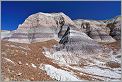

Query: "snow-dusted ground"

xmin=43 ymin=48 xmax=82 ymax=65
xmin=40 ymin=64 xmax=81 ymax=81
xmin=43 ymin=49 xmax=66 ymax=64
xmin=109 ymin=51 xmax=121 ymax=64
xmin=71 ymin=66 xmax=121 ymax=79
xmin=43 ymin=45 xmax=121 ymax=81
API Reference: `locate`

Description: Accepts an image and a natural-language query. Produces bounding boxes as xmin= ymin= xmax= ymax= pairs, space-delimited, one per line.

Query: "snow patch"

xmin=71 ymin=66 xmax=121 ymax=79
xmin=43 ymin=49 xmax=79 ymax=65
xmin=41 ymin=64 xmax=80 ymax=81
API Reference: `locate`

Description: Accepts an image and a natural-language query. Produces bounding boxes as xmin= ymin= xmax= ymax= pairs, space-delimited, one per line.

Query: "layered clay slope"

xmin=2 ymin=12 xmax=77 ymax=43
xmin=2 ymin=13 xmax=121 ymax=43
xmin=74 ymin=16 xmax=121 ymax=43
xmin=1 ymin=12 xmax=121 ymax=81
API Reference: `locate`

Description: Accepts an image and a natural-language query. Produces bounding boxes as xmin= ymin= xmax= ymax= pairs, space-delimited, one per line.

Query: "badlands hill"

xmin=1 ymin=12 xmax=121 ymax=81
xmin=74 ymin=16 xmax=121 ymax=42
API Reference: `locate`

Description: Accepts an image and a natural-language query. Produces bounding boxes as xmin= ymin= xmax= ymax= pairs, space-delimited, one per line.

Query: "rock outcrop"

xmin=19 ymin=12 xmax=76 ymax=28
xmin=2 ymin=12 xmax=78 ymax=43
xmin=46 ymin=25 xmax=103 ymax=64
xmin=106 ymin=16 xmax=121 ymax=40
xmin=74 ymin=19 xmax=117 ymax=43
xmin=2 ymin=12 xmax=120 ymax=43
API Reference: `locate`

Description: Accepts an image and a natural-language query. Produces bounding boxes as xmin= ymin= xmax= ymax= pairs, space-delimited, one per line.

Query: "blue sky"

xmin=1 ymin=1 xmax=121 ymax=30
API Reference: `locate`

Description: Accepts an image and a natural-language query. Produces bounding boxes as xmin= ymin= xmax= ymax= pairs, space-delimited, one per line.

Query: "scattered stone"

xmin=18 ymin=61 xmax=22 ymax=65
xmin=17 ymin=73 xmax=22 ymax=76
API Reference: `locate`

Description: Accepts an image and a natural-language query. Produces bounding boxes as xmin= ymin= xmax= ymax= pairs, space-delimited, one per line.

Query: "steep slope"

xmin=74 ymin=19 xmax=117 ymax=43
xmin=106 ymin=16 xmax=121 ymax=40
xmin=2 ymin=12 xmax=78 ymax=43
xmin=43 ymin=25 xmax=121 ymax=81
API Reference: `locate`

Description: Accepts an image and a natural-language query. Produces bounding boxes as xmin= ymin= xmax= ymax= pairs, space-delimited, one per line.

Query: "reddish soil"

xmin=106 ymin=61 xmax=121 ymax=68
xmin=1 ymin=40 xmax=59 ymax=81
xmin=99 ymin=40 xmax=121 ymax=51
